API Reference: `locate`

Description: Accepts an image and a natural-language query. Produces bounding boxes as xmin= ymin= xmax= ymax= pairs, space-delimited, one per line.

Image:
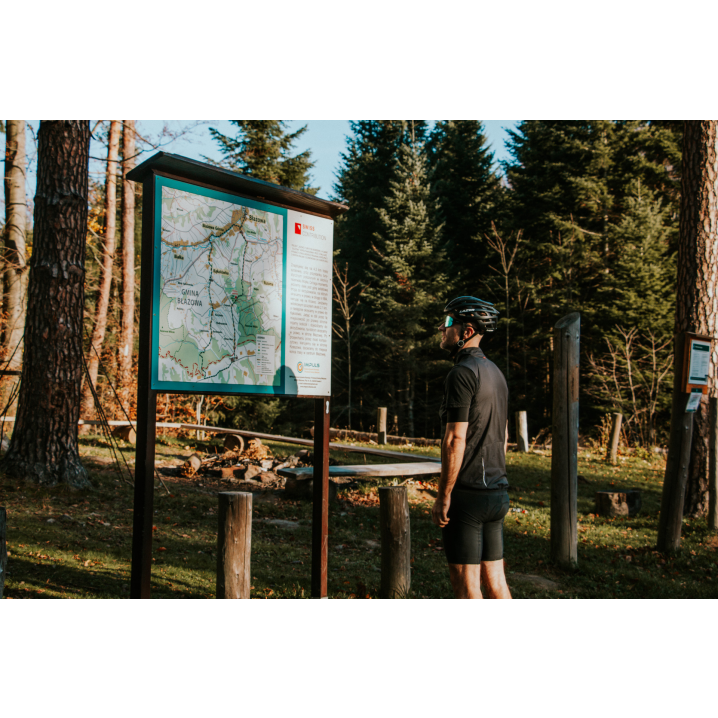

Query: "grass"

xmin=1 ymin=435 xmax=717 ymax=599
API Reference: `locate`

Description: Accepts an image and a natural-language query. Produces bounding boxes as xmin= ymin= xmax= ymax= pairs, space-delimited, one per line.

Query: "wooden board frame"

xmin=127 ymin=153 xmax=347 ymax=599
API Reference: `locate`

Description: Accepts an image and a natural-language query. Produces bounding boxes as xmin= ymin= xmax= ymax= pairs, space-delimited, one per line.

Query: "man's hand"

xmin=432 ymin=494 xmax=451 ymax=528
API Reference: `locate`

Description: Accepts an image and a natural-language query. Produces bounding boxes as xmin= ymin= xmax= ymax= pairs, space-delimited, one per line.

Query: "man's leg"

xmin=481 ymin=559 xmax=512 ymax=599
xmin=448 ymin=563 xmax=482 ymax=599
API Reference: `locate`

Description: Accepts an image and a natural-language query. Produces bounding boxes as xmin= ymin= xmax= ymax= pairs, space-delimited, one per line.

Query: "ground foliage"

xmin=2 ymin=437 xmax=716 ymax=599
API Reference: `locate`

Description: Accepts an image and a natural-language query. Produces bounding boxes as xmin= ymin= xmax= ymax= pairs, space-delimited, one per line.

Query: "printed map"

xmin=158 ymin=185 xmax=283 ymax=387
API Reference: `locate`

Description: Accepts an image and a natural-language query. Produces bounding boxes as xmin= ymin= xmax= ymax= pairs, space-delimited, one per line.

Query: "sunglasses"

xmin=443 ymin=316 xmax=459 ymax=328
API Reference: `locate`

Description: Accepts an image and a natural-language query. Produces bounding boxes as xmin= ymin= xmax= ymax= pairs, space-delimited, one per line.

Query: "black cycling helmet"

xmin=444 ymin=296 xmax=500 ymax=335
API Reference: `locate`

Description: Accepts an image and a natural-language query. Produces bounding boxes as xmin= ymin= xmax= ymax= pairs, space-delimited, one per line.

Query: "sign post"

xmin=126 ymin=153 xmax=347 ymax=598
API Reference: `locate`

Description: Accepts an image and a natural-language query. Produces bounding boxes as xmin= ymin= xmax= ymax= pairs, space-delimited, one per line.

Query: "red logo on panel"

xmin=295 ymin=222 xmax=302 ymax=234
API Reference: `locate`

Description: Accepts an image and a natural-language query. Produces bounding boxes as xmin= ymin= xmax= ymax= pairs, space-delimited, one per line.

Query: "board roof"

xmin=127 ymin=151 xmax=349 ymax=219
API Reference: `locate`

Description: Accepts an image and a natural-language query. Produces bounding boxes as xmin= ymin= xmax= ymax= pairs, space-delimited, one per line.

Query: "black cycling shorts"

xmin=442 ymin=488 xmax=510 ymax=564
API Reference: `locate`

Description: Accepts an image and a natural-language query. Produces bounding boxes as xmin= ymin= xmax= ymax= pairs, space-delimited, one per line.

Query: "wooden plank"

xmin=379 ymin=486 xmax=411 ymax=599
xmin=216 ymin=492 xmax=252 ymax=599
xmin=278 ymin=461 xmax=441 ymax=480
xmin=550 ymin=312 xmax=580 ymax=569
xmin=312 ymin=398 xmax=330 ymax=598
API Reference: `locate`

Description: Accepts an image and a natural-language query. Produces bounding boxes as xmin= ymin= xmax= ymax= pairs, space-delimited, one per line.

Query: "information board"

xmin=688 ymin=339 xmax=711 ymax=385
xmin=151 ymin=176 xmax=332 ymax=396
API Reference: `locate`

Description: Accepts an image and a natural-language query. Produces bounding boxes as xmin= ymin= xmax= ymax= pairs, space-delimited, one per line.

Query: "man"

xmin=431 ymin=296 xmax=511 ymax=599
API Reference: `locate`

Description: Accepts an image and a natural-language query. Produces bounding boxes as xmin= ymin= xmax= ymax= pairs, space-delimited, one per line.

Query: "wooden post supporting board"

xmin=379 ymin=486 xmax=411 ymax=598
xmin=709 ymin=398 xmax=718 ymax=532
xmin=658 ymin=333 xmax=698 ymax=552
xmin=312 ymin=397 xmax=330 ymax=598
xmin=130 ymin=172 xmax=157 ymax=599
xmin=377 ymin=407 xmax=387 ymax=445
xmin=217 ymin=492 xmax=252 ymax=599
xmin=607 ymin=412 xmax=622 ymax=465
xmin=515 ymin=411 xmax=529 ymax=453
xmin=550 ymin=312 xmax=580 ymax=569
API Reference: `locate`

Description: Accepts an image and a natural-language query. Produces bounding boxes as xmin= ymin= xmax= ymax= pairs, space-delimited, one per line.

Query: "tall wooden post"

xmin=377 ymin=407 xmax=387 ymax=444
xmin=379 ymin=486 xmax=411 ymax=598
xmin=130 ymin=173 xmax=157 ymax=599
xmin=550 ymin=312 xmax=580 ymax=569
xmin=217 ymin=492 xmax=252 ymax=599
xmin=515 ymin=411 xmax=528 ymax=452
xmin=709 ymin=398 xmax=718 ymax=532
xmin=312 ymin=397 xmax=330 ymax=598
xmin=607 ymin=412 xmax=623 ymax=464
xmin=658 ymin=333 xmax=695 ymax=553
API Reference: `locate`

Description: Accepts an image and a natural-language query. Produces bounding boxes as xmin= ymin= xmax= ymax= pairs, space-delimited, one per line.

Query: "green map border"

xmin=150 ymin=175 xmax=288 ymax=395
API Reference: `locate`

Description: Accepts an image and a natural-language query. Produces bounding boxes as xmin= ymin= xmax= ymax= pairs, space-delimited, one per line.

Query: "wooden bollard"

xmin=709 ymin=397 xmax=718 ymax=532
xmin=377 ymin=407 xmax=387 ymax=445
xmin=0 ymin=507 xmax=6 ymax=599
xmin=515 ymin=411 xmax=529 ymax=452
xmin=379 ymin=486 xmax=411 ymax=598
xmin=550 ymin=312 xmax=580 ymax=569
xmin=607 ymin=412 xmax=622 ymax=464
xmin=216 ymin=492 xmax=252 ymax=599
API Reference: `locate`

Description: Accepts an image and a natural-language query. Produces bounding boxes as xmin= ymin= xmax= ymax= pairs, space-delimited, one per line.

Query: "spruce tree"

xmin=427 ymin=120 xmax=504 ymax=278
xmin=207 ymin=121 xmax=316 ymax=192
xmin=333 ymin=121 xmax=428 ymax=283
xmin=363 ymin=141 xmax=449 ymax=437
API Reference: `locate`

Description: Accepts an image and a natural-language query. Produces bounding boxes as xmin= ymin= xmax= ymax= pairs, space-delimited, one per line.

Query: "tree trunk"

xmin=117 ymin=120 xmax=136 ymax=411
xmin=81 ymin=120 xmax=121 ymax=420
xmin=2 ymin=120 xmax=29 ymax=413
xmin=0 ymin=120 xmax=90 ymax=487
xmin=675 ymin=121 xmax=718 ymax=517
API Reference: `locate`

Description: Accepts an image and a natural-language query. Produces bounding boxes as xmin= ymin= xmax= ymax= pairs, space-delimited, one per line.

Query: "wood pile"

xmin=175 ymin=436 xmax=334 ymax=491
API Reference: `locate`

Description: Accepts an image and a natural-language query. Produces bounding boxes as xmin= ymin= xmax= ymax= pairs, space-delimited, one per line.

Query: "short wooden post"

xmin=379 ymin=486 xmax=411 ymax=598
xmin=550 ymin=312 xmax=580 ymax=569
xmin=708 ymin=397 xmax=718 ymax=531
xmin=216 ymin=492 xmax=252 ymax=599
xmin=658 ymin=333 xmax=695 ymax=553
xmin=377 ymin=407 xmax=387 ymax=444
xmin=0 ymin=507 xmax=7 ymax=599
xmin=515 ymin=411 xmax=529 ymax=452
xmin=607 ymin=412 xmax=622 ymax=464
xmin=196 ymin=396 xmax=205 ymax=441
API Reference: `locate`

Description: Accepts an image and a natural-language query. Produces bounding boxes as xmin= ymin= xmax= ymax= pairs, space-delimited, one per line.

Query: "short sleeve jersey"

xmin=439 ymin=347 xmax=509 ymax=490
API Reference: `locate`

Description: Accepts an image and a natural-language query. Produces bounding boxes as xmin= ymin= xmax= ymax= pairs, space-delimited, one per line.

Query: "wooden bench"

xmin=277 ymin=461 xmax=441 ymax=481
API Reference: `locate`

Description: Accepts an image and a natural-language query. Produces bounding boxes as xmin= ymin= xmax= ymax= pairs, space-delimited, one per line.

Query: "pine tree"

xmin=363 ymin=141 xmax=449 ymax=437
xmin=1 ymin=121 xmax=91 ymax=487
xmin=207 ymin=121 xmax=316 ymax=192
xmin=81 ymin=120 xmax=121 ymax=421
xmin=427 ymin=120 xmax=504 ymax=278
xmin=2 ymin=120 xmax=29 ymax=413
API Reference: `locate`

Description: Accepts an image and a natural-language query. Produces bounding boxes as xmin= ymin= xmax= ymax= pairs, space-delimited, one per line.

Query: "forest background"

xmin=0 ymin=119 xmax=680 ymax=449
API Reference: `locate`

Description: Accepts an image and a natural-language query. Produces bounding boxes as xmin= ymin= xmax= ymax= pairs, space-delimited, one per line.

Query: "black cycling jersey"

xmin=439 ymin=346 xmax=508 ymax=490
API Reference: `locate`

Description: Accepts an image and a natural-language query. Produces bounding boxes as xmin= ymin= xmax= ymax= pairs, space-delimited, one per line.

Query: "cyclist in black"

xmin=431 ymin=296 xmax=512 ymax=599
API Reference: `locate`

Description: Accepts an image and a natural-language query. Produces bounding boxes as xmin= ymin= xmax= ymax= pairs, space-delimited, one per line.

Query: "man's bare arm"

xmin=505 ymin=420 xmax=509 ymax=455
xmin=432 ymin=421 xmax=468 ymax=527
